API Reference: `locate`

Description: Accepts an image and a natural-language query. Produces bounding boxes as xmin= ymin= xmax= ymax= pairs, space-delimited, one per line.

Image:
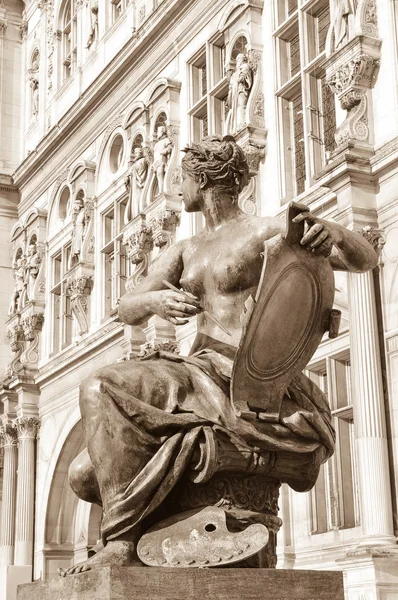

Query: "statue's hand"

xmin=292 ymin=211 xmax=343 ymax=256
xmin=151 ymin=290 xmax=201 ymax=325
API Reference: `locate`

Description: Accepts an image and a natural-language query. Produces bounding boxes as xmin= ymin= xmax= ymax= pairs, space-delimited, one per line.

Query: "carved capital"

xmin=138 ymin=339 xmax=179 ymax=358
xmin=0 ymin=424 xmax=18 ymax=447
xmin=242 ymin=141 xmax=265 ymax=177
xmin=66 ymin=274 xmax=93 ymax=298
xmin=19 ymin=20 xmax=28 ymax=40
xmin=360 ymin=225 xmax=385 ymax=254
xmin=7 ymin=321 xmax=24 ymax=354
xmin=327 ymin=54 xmax=380 ymax=97
xmin=14 ymin=417 xmax=40 ymax=440
xmin=151 ymin=210 xmax=180 ymax=249
xmin=122 ymin=226 xmax=153 ymax=265
xmin=325 ymin=37 xmax=381 ymax=147
xmin=21 ymin=312 xmax=44 ymax=342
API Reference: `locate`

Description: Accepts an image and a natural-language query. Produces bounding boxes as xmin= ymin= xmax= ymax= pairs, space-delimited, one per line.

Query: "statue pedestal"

xmin=17 ymin=567 xmax=344 ymax=600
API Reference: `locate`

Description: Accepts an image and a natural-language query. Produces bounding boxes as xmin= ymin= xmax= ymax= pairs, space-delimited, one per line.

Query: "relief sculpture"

xmin=62 ymin=135 xmax=378 ymax=576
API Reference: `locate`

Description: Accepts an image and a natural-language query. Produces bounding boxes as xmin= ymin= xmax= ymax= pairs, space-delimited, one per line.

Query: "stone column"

xmin=347 ymin=259 xmax=395 ymax=544
xmin=0 ymin=425 xmax=18 ymax=566
xmin=13 ymin=417 xmax=40 ymax=566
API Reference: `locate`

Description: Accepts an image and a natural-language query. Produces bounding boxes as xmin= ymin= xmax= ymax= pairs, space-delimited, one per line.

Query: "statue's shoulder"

xmin=250 ymin=214 xmax=285 ymax=241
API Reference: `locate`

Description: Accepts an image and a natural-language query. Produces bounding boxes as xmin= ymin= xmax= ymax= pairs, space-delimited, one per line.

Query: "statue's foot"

xmin=57 ymin=540 xmax=143 ymax=577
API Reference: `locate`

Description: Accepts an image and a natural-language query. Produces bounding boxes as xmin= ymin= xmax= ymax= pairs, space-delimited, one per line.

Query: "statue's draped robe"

xmin=80 ymin=334 xmax=335 ymax=544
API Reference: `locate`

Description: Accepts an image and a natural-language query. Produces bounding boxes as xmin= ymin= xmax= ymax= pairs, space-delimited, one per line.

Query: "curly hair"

xmin=181 ymin=135 xmax=250 ymax=194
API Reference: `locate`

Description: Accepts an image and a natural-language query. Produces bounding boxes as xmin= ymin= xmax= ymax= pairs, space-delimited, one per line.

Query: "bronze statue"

xmin=62 ymin=135 xmax=377 ymax=575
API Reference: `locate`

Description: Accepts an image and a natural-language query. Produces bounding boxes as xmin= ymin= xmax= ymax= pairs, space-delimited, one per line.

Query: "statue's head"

xmin=157 ymin=125 xmax=167 ymax=139
xmin=236 ymin=53 xmax=247 ymax=66
xmin=73 ymin=195 xmax=84 ymax=211
xmin=133 ymin=146 xmax=144 ymax=160
xmin=181 ymin=135 xmax=249 ymax=212
xmin=27 ymin=243 xmax=36 ymax=256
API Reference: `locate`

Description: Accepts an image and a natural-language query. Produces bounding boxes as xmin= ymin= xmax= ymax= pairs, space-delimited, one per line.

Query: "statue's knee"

xmin=79 ymin=371 xmax=108 ymax=410
xmin=69 ymin=448 xmax=101 ymax=505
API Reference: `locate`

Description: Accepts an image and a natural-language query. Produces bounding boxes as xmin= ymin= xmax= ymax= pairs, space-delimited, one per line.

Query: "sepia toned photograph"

xmin=0 ymin=0 xmax=397 ymax=599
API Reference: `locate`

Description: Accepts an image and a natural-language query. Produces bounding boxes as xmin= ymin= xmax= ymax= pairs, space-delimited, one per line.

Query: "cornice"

xmin=14 ymin=0 xmax=226 ymax=210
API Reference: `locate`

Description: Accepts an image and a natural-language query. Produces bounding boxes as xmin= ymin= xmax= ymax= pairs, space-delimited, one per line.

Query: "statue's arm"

xmin=291 ymin=211 xmax=378 ymax=272
xmin=118 ymin=241 xmax=201 ymax=326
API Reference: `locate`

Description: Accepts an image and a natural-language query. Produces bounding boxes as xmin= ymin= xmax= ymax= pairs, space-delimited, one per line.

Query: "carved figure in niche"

xmin=152 ymin=125 xmax=173 ymax=196
xmin=68 ymin=195 xmax=87 ymax=270
xmin=86 ymin=1 xmax=99 ymax=49
xmin=23 ymin=242 xmax=42 ymax=303
xmin=29 ymin=56 xmax=40 ymax=119
xmin=124 ymin=146 xmax=149 ymax=224
xmin=8 ymin=257 xmax=26 ymax=315
xmin=331 ymin=0 xmax=357 ymax=51
xmin=62 ymin=135 xmax=377 ymax=576
xmin=226 ymin=53 xmax=253 ymax=134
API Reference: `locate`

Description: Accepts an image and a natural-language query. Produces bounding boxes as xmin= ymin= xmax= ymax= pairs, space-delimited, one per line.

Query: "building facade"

xmin=0 ymin=0 xmax=397 ymax=598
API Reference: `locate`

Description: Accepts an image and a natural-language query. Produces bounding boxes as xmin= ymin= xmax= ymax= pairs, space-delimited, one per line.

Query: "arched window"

xmin=61 ymin=0 xmax=78 ymax=83
xmin=231 ymin=35 xmax=248 ymax=59
xmin=59 ymin=186 xmax=71 ymax=220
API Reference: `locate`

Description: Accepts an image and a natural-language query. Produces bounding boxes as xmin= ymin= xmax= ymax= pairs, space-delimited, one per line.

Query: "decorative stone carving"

xmin=150 ymin=209 xmax=180 ymax=250
xmin=122 ymin=217 xmax=153 ymax=290
xmin=28 ymin=53 xmax=40 ymax=120
xmin=325 ymin=36 xmax=381 ymax=147
xmin=138 ymin=339 xmax=179 ymax=358
xmin=360 ymin=225 xmax=385 ymax=252
xmin=326 ymin=0 xmax=379 ymax=56
xmin=19 ymin=19 xmax=28 ymax=40
xmin=14 ymin=417 xmax=40 ymax=440
xmin=6 ymin=319 xmax=25 ymax=378
xmin=86 ymin=1 xmax=98 ymax=50
xmin=23 ymin=242 xmax=43 ymax=304
xmin=66 ymin=273 xmax=93 ymax=335
xmin=68 ymin=196 xmax=94 ymax=270
xmin=241 ymin=140 xmax=266 ymax=177
xmin=239 ymin=177 xmax=257 ymax=216
xmin=0 ymin=19 xmax=7 ymax=38
xmin=0 ymin=424 xmax=18 ymax=447
xmin=8 ymin=257 xmax=26 ymax=316
xmin=329 ymin=0 xmax=357 ymax=51
xmin=20 ymin=311 xmax=44 ymax=366
xmin=152 ymin=126 xmax=173 ymax=197
xmin=124 ymin=147 xmax=150 ymax=223
xmin=226 ymin=53 xmax=253 ymax=135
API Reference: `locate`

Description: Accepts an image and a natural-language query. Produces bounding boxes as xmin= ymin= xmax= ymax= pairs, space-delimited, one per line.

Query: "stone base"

xmin=17 ymin=567 xmax=344 ymax=600
xmin=0 ymin=565 xmax=32 ymax=600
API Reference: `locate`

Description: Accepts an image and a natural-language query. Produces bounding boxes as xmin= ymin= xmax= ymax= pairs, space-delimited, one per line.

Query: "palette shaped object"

xmin=231 ymin=201 xmax=335 ymax=421
xmin=137 ymin=506 xmax=269 ymax=567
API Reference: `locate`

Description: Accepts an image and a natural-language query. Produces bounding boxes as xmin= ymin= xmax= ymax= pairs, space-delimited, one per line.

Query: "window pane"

xmin=289 ymin=33 xmax=301 ymax=78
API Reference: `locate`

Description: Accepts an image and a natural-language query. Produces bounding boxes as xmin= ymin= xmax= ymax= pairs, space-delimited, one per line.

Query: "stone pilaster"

xmin=13 ymin=417 xmax=40 ymax=567
xmin=347 ymin=234 xmax=395 ymax=544
xmin=0 ymin=425 xmax=18 ymax=566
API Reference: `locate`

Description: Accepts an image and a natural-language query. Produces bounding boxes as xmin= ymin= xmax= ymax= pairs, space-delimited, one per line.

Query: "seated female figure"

xmin=64 ymin=135 xmax=377 ymax=575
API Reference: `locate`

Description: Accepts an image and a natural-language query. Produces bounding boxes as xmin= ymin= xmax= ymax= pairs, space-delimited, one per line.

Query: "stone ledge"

xmin=18 ymin=566 xmax=344 ymax=600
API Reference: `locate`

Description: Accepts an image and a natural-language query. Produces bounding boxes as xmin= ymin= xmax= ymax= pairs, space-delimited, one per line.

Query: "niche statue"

xmin=226 ymin=53 xmax=253 ymax=134
xmin=63 ymin=135 xmax=377 ymax=575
